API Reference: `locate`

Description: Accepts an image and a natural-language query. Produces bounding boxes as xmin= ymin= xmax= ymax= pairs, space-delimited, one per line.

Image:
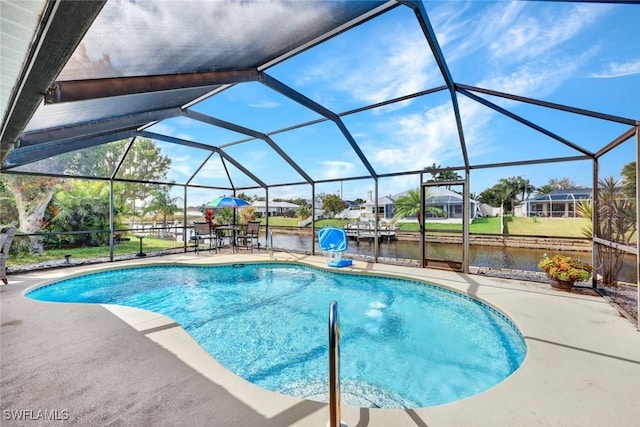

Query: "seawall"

xmin=267 ymin=226 xmax=592 ymax=252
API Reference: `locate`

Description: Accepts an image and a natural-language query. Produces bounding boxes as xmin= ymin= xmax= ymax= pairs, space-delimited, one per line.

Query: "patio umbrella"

xmin=204 ymin=196 xmax=251 ymax=238
xmin=205 ymin=196 xmax=251 ymax=208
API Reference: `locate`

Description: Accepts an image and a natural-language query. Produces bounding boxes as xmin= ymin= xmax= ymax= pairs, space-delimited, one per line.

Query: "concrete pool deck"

xmin=1 ymin=251 xmax=638 ymax=426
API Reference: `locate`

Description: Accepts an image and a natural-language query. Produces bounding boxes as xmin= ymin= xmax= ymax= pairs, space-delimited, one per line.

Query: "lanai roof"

xmin=529 ymin=188 xmax=593 ymax=202
xmin=1 ymin=0 xmax=638 ymax=198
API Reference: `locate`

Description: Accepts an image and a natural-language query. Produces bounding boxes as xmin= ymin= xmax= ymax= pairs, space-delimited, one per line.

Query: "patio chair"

xmin=0 ymin=227 xmax=17 ymax=284
xmin=237 ymin=221 xmax=261 ymax=252
xmin=191 ymin=222 xmax=219 ymax=254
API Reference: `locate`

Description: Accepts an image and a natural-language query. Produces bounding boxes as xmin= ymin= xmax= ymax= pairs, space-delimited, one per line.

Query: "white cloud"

xmin=244 ymin=150 xmax=268 ymax=170
xmin=435 ymin=1 xmax=606 ymax=68
xmin=338 ymin=35 xmax=438 ymax=106
xmin=488 ymin=3 xmax=601 ymax=62
xmin=249 ymin=100 xmax=280 ymax=109
xmin=196 ymin=155 xmax=228 ymax=180
xmin=360 ymin=102 xmax=464 ymax=173
xmin=290 ymin=20 xmax=440 ymax=109
xmin=170 ymin=154 xmax=195 ymax=178
xmin=426 ymin=1 xmax=472 ymax=51
xmin=478 ymin=53 xmax=588 ymax=98
xmin=320 ymin=160 xmax=356 ymax=180
xmin=590 ymin=59 xmax=640 ymax=78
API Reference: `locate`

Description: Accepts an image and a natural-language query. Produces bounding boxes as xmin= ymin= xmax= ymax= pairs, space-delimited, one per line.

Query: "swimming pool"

xmin=26 ymin=262 xmax=526 ymax=408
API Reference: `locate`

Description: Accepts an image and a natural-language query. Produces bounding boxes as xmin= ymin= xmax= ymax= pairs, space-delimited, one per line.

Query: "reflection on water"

xmin=269 ymin=233 xmax=637 ymax=283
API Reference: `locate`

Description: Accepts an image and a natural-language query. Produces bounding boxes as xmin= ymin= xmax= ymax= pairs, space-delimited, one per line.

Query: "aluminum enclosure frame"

xmin=1 ymin=1 xmax=638 ymax=312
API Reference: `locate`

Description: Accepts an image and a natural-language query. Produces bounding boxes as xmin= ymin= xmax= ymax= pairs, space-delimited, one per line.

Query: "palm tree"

xmin=537 ymin=184 xmax=555 ymax=195
xmin=621 ymin=161 xmax=636 ymax=200
xmin=296 ymin=204 xmax=311 ymax=220
xmin=497 ymin=178 xmax=520 ymax=212
xmin=217 ymin=207 xmax=235 ymax=226
xmin=425 ymin=163 xmax=441 ymax=182
xmin=393 ymin=189 xmax=422 ymax=219
xmin=144 ymin=187 xmax=182 ymax=236
xmin=514 ymin=176 xmax=536 ymax=201
xmin=393 ymin=189 xmax=445 ymax=220
xmin=424 ymin=163 xmax=462 ymax=190
xmin=576 ymin=177 xmax=637 ymax=285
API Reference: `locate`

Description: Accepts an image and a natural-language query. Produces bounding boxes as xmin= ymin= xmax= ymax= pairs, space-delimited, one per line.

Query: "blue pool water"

xmin=26 ymin=263 xmax=526 ymax=408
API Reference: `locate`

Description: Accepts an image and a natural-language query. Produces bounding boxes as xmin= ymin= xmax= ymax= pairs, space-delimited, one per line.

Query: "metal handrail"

xmin=328 ymin=300 xmax=341 ymax=427
xmin=267 ymin=229 xmax=274 ymax=257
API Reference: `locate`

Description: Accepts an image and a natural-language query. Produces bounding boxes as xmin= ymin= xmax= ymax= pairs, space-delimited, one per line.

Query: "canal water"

xmin=270 ymin=233 xmax=637 ymax=283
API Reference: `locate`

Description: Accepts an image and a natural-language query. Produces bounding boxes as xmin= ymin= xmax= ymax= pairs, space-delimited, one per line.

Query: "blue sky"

xmin=139 ymin=0 xmax=639 ymax=205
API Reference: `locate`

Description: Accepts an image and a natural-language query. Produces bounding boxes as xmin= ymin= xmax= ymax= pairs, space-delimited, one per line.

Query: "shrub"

xmin=538 ymin=254 xmax=592 ymax=284
xmin=283 ymin=209 xmax=297 ymax=218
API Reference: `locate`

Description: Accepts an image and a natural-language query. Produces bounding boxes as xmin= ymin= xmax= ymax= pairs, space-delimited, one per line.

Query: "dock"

xmin=344 ymin=222 xmax=396 ymax=242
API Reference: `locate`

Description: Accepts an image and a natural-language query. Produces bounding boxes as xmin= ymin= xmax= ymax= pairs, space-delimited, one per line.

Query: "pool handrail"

xmin=329 ymin=300 xmax=341 ymax=427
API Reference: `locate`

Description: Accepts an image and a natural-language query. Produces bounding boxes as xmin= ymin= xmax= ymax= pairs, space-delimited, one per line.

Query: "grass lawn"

xmin=8 ymin=237 xmax=182 ymax=266
xmin=397 ymin=216 xmax=593 ymax=237
xmin=258 ymin=217 xmax=300 ymax=227
xmin=505 ymin=216 xmax=590 ymax=238
xmin=314 ymin=219 xmax=350 ymax=228
xmin=259 ymin=217 xmax=350 ymax=227
xmin=398 ymin=217 xmax=502 ymax=234
xmin=261 ymin=216 xmax=591 ymax=237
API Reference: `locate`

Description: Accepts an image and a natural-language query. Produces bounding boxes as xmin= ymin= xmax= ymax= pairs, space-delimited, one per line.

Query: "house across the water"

xmin=522 ymin=188 xmax=592 ymax=218
xmin=360 ymin=188 xmax=481 ymax=221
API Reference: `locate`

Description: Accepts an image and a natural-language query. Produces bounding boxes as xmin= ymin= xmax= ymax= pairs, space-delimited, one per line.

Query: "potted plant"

xmin=204 ymin=208 xmax=217 ymax=229
xmin=538 ymin=253 xmax=593 ymax=291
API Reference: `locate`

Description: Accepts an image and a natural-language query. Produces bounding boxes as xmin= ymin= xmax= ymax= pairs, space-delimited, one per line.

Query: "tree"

xmin=113 ymin=138 xmax=172 ymax=225
xmin=513 ymin=176 xmax=536 ymax=201
xmin=216 ymin=207 xmax=235 ymax=225
xmin=322 ymin=194 xmax=345 ymax=217
xmin=288 ymin=197 xmax=308 ymax=206
xmin=143 ymin=186 xmax=182 ymax=236
xmin=500 ymin=178 xmax=521 ymax=212
xmin=392 ymin=189 xmax=445 ymax=220
xmin=43 ymin=180 xmax=114 ymax=248
xmin=0 ymin=180 xmax=18 ymax=225
xmin=236 ymin=192 xmax=253 ymax=202
xmin=62 ymin=139 xmax=128 ymax=177
xmin=0 ymin=174 xmax=60 ymax=252
xmin=438 ymin=168 xmax=462 ymax=182
xmin=621 ymin=161 xmax=636 ymax=200
xmin=576 ymin=177 xmax=637 ymax=285
xmin=296 ymin=204 xmax=311 ymax=220
xmin=536 ymin=184 xmax=554 ymax=195
xmin=0 ymin=138 xmax=172 ymax=251
xmin=393 ymin=189 xmax=421 ymax=219
xmin=425 ymin=163 xmax=441 ymax=181
xmin=477 ymin=186 xmax=503 ymax=207
xmin=478 ymin=178 xmax=519 ymax=212
xmin=425 ymin=163 xmax=462 ymax=190
xmin=537 ymin=177 xmax=580 ymax=194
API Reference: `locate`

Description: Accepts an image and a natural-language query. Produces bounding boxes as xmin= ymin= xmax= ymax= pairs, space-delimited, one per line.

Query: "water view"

xmin=270 ymin=233 xmax=637 ymax=283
